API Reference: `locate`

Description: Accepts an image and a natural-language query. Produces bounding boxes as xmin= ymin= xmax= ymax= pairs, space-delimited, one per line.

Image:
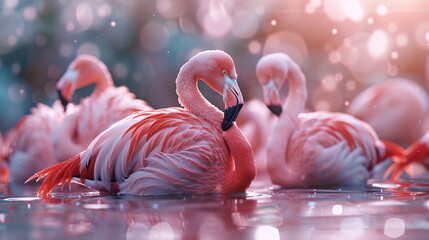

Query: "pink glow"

xmin=263 ymin=31 xmax=308 ymax=65
xmin=377 ymin=5 xmax=388 ymax=16
xmin=248 ymin=41 xmax=261 ymax=55
xmin=157 ymin=0 xmax=185 ymax=19
xmin=76 ymin=2 xmax=93 ymax=32
xmin=22 ymin=7 xmax=37 ymax=21
xmin=367 ymin=30 xmax=389 ymax=59
xmin=200 ymin=0 xmax=232 ymax=38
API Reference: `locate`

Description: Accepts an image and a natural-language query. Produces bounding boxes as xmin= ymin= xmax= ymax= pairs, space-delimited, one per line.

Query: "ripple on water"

xmin=2 ymin=196 xmax=40 ymax=201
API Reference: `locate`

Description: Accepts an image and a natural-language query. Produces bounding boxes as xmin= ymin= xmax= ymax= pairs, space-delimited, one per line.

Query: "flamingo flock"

xmin=1 ymin=49 xmax=427 ymax=197
xmin=28 ymin=50 xmax=255 ymax=196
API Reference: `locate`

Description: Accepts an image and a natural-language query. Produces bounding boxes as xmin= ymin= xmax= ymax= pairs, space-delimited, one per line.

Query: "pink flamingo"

xmin=256 ymin=53 xmax=405 ymax=187
xmin=347 ymin=78 xmax=428 ymax=147
xmin=54 ymin=54 xmax=153 ymax=162
xmin=27 ymin=50 xmax=255 ymax=197
xmin=236 ymin=99 xmax=276 ymax=177
xmin=5 ymin=55 xmax=151 ymax=184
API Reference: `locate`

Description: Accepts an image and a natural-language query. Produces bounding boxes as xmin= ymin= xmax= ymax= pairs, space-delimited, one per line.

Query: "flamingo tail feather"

xmin=26 ymin=155 xmax=82 ymax=197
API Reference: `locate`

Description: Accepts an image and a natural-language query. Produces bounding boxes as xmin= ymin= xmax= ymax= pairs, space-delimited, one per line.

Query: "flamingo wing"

xmin=284 ymin=112 xmax=379 ymax=187
xmin=75 ymin=86 xmax=152 ymax=147
xmin=41 ymin=108 xmax=231 ymax=196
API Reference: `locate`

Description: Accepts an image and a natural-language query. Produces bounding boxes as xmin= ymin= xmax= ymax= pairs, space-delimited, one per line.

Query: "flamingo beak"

xmin=222 ymin=75 xmax=244 ymax=131
xmin=56 ymin=70 xmax=79 ymax=112
xmin=57 ymin=88 xmax=69 ymax=112
xmin=263 ymin=79 xmax=282 ymax=116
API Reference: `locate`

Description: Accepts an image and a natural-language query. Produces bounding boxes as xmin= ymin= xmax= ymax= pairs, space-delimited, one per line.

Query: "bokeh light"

xmin=367 ymin=30 xmax=390 ymax=59
xmin=0 ymin=0 xmax=429 ymax=133
xmin=384 ymin=218 xmax=405 ymax=238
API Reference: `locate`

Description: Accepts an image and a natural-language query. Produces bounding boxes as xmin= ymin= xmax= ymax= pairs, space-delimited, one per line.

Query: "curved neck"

xmin=222 ymin=124 xmax=256 ymax=193
xmin=77 ymin=65 xmax=114 ymax=97
xmin=282 ymin=61 xmax=307 ymax=119
xmin=176 ymin=64 xmax=223 ymax=130
xmin=267 ymin=60 xmax=308 ymax=184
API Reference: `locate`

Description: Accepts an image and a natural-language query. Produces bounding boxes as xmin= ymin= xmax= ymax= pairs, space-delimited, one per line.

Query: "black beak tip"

xmin=222 ymin=103 xmax=243 ymax=131
xmin=268 ymin=105 xmax=282 ymax=116
xmin=57 ymin=89 xmax=69 ymax=112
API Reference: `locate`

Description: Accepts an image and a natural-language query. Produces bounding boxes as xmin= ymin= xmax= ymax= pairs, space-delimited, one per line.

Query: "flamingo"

xmin=53 ymin=54 xmax=153 ymax=162
xmin=5 ymin=55 xmax=151 ymax=184
xmin=256 ymin=53 xmax=405 ymax=187
xmin=347 ymin=78 xmax=429 ymax=147
xmin=236 ymin=99 xmax=276 ymax=177
xmin=27 ymin=50 xmax=256 ymax=197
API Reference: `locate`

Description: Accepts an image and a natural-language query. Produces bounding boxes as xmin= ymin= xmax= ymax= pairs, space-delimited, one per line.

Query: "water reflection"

xmin=1 ymin=181 xmax=429 ymax=239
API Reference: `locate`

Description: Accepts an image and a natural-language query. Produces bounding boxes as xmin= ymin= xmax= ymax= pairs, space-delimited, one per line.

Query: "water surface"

xmin=1 ymin=178 xmax=428 ymax=240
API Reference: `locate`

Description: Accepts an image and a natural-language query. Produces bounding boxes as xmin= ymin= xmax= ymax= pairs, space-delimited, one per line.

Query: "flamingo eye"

xmin=222 ymin=70 xmax=228 ymax=75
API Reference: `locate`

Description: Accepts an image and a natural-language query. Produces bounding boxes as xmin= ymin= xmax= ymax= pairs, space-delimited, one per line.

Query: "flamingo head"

xmin=256 ymin=53 xmax=290 ymax=116
xmin=56 ymin=69 xmax=78 ymax=111
xmin=189 ymin=50 xmax=244 ymax=131
xmin=56 ymin=55 xmax=110 ymax=111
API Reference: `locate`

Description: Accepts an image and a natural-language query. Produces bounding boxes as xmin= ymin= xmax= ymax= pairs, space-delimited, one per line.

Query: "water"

xmin=0 ymin=178 xmax=428 ymax=240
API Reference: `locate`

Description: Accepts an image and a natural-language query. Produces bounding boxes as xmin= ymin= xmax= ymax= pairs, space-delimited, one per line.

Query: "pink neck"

xmin=267 ymin=60 xmax=308 ymax=184
xmin=77 ymin=64 xmax=114 ymax=97
xmin=221 ymin=124 xmax=256 ymax=193
xmin=176 ymin=65 xmax=223 ymax=130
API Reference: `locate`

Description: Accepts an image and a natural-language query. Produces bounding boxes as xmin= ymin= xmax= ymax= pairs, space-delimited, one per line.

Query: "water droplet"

xmin=332 ymin=204 xmax=343 ymax=215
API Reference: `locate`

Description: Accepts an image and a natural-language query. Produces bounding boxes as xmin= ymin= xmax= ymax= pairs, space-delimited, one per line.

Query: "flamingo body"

xmin=83 ymin=108 xmax=231 ymax=195
xmin=347 ymin=79 xmax=428 ymax=147
xmin=279 ymin=111 xmax=382 ymax=186
xmin=54 ymin=85 xmax=151 ymax=161
xmin=29 ymin=50 xmax=255 ymax=197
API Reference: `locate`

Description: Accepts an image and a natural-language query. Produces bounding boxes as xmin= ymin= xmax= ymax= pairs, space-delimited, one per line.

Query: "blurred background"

xmin=1 ymin=0 xmax=429 ymax=132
